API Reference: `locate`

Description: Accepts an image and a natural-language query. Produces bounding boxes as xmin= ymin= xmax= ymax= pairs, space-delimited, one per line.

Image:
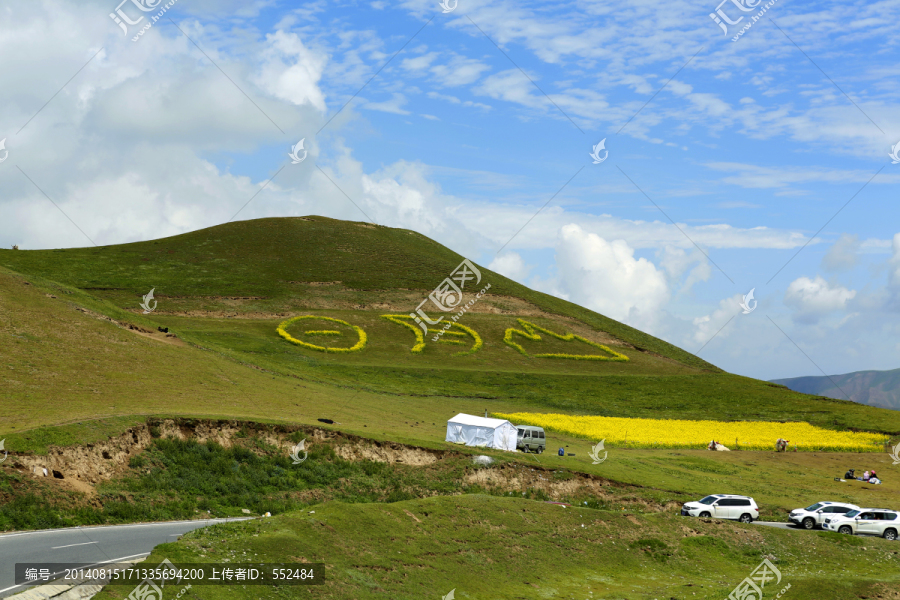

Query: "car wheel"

xmin=884 ymin=529 xmax=898 ymax=541
xmin=699 ymin=512 xmax=711 ymax=518
xmin=537 ymin=446 xmax=543 ymax=454
xmin=838 ymin=526 xmax=853 ymax=535
xmin=802 ymin=518 xmax=815 ymax=530
xmin=739 ymin=513 xmax=752 ymax=524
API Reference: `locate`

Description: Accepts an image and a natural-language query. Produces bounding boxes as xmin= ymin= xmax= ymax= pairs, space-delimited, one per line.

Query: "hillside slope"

xmin=0 ymin=216 xmax=713 ymax=370
xmin=772 ymin=368 xmax=900 ymax=410
xmin=2 ymin=216 xmax=900 ymax=436
xmin=91 ymin=495 xmax=900 ymax=600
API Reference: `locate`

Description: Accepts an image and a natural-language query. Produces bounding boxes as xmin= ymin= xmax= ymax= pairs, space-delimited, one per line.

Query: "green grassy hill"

xmin=4 ymin=218 xmax=900 ymax=597
xmin=90 ymin=494 xmax=899 ymax=600
xmin=3 ymin=216 xmax=898 ymax=433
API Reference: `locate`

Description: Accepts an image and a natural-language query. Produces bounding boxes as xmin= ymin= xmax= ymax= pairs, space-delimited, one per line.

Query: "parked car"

xmin=788 ymin=501 xmax=859 ymax=530
xmin=680 ymin=494 xmax=759 ymax=523
xmin=516 ymin=426 xmax=546 ymax=454
xmin=824 ymin=508 xmax=899 ymax=540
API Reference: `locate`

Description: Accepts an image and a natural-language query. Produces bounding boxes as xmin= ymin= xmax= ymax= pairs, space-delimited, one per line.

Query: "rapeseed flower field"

xmin=495 ymin=412 xmax=887 ymax=452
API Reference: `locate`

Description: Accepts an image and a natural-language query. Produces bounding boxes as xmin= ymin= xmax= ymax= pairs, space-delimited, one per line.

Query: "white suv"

xmin=680 ymin=494 xmax=759 ymax=523
xmin=788 ymin=501 xmax=859 ymax=530
xmin=824 ymin=508 xmax=900 ymax=540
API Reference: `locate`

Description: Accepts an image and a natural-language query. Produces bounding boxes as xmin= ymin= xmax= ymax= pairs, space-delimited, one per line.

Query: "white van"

xmin=515 ymin=426 xmax=546 ymax=454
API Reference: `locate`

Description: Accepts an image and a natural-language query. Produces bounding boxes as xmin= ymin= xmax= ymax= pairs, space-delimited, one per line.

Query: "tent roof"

xmin=447 ymin=413 xmax=514 ymax=428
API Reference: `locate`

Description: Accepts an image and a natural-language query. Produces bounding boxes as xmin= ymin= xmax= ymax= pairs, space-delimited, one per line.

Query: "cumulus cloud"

xmin=784 ymin=276 xmax=856 ymax=323
xmin=489 ymin=253 xmax=531 ymax=282
xmin=691 ymin=294 xmax=742 ymax=347
xmin=822 ymin=234 xmax=860 ymax=271
xmin=658 ymin=246 xmax=712 ymax=295
xmin=252 ymin=30 xmax=328 ymax=111
xmin=547 ymin=224 xmax=669 ymax=328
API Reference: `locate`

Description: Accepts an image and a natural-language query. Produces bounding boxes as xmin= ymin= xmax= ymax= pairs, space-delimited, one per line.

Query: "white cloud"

xmin=784 ymin=275 xmax=856 ymax=323
xmin=461 ymin=204 xmax=813 ymax=252
xmin=822 ymin=234 xmax=860 ymax=271
xmin=704 ymin=162 xmax=900 ymax=190
xmin=658 ymin=246 xmax=712 ymax=295
xmin=547 ymin=224 xmax=669 ymax=328
xmin=692 ymin=294 xmax=742 ymax=346
xmin=362 ymin=92 xmax=411 ymax=115
xmin=430 ymin=56 xmax=491 ymax=87
xmin=489 ymin=252 xmax=531 ymax=282
xmin=253 ymin=30 xmax=328 ymax=112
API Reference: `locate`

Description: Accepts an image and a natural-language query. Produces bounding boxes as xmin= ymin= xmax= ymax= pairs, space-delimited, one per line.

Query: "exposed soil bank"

xmin=4 ymin=418 xmax=663 ymax=507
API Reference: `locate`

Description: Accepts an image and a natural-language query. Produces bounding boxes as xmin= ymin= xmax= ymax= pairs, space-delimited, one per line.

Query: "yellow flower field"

xmin=494 ymin=412 xmax=888 ymax=452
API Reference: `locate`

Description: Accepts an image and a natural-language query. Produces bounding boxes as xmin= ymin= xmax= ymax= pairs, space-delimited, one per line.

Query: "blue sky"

xmin=1 ymin=0 xmax=899 ymax=382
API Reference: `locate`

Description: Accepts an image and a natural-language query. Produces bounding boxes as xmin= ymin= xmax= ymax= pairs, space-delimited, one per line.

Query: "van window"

xmin=524 ymin=431 xmax=531 ymax=438
xmin=517 ymin=428 xmax=524 ymax=436
xmin=538 ymin=431 xmax=544 ymax=439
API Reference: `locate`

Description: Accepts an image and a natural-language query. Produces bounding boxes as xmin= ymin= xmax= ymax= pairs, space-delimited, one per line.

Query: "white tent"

xmin=445 ymin=413 xmax=518 ymax=451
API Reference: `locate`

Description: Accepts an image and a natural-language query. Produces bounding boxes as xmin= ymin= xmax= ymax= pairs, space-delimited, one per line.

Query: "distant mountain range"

xmin=771 ymin=369 xmax=900 ymax=411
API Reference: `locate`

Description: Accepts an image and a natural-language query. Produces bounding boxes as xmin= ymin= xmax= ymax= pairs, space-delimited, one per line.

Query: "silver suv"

xmin=680 ymin=494 xmax=759 ymax=523
xmin=788 ymin=501 xmax=859 ymax=530
xmin=825 ymin=508 xmax=899 ymax=540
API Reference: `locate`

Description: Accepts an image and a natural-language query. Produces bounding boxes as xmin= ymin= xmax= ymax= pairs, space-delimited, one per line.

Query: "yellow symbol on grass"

xmin=380 ymin=314 xmax=482 ymax=355
xmin=503 ymin=319 xmax=629 ymax=361
xmin=277 ymin=316 xmax=367 ymax=353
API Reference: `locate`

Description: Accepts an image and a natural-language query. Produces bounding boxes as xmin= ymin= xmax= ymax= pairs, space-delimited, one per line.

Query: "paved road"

xmin=754 ymin=520 xmax=898 ymax=540
xmin=0 ymin=518 xmax=251 ymax=598
xmin=755 ymin=521 xmax=793 ymax=530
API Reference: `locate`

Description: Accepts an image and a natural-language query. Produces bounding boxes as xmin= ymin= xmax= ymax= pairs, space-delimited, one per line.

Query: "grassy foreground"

xmin=3 ymin=422 xmax=897 ymax=532
xmin=90 ymin=494 xmax=900 ymax=600
xmin=2 ymin=216 xmax=900 ymax=599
